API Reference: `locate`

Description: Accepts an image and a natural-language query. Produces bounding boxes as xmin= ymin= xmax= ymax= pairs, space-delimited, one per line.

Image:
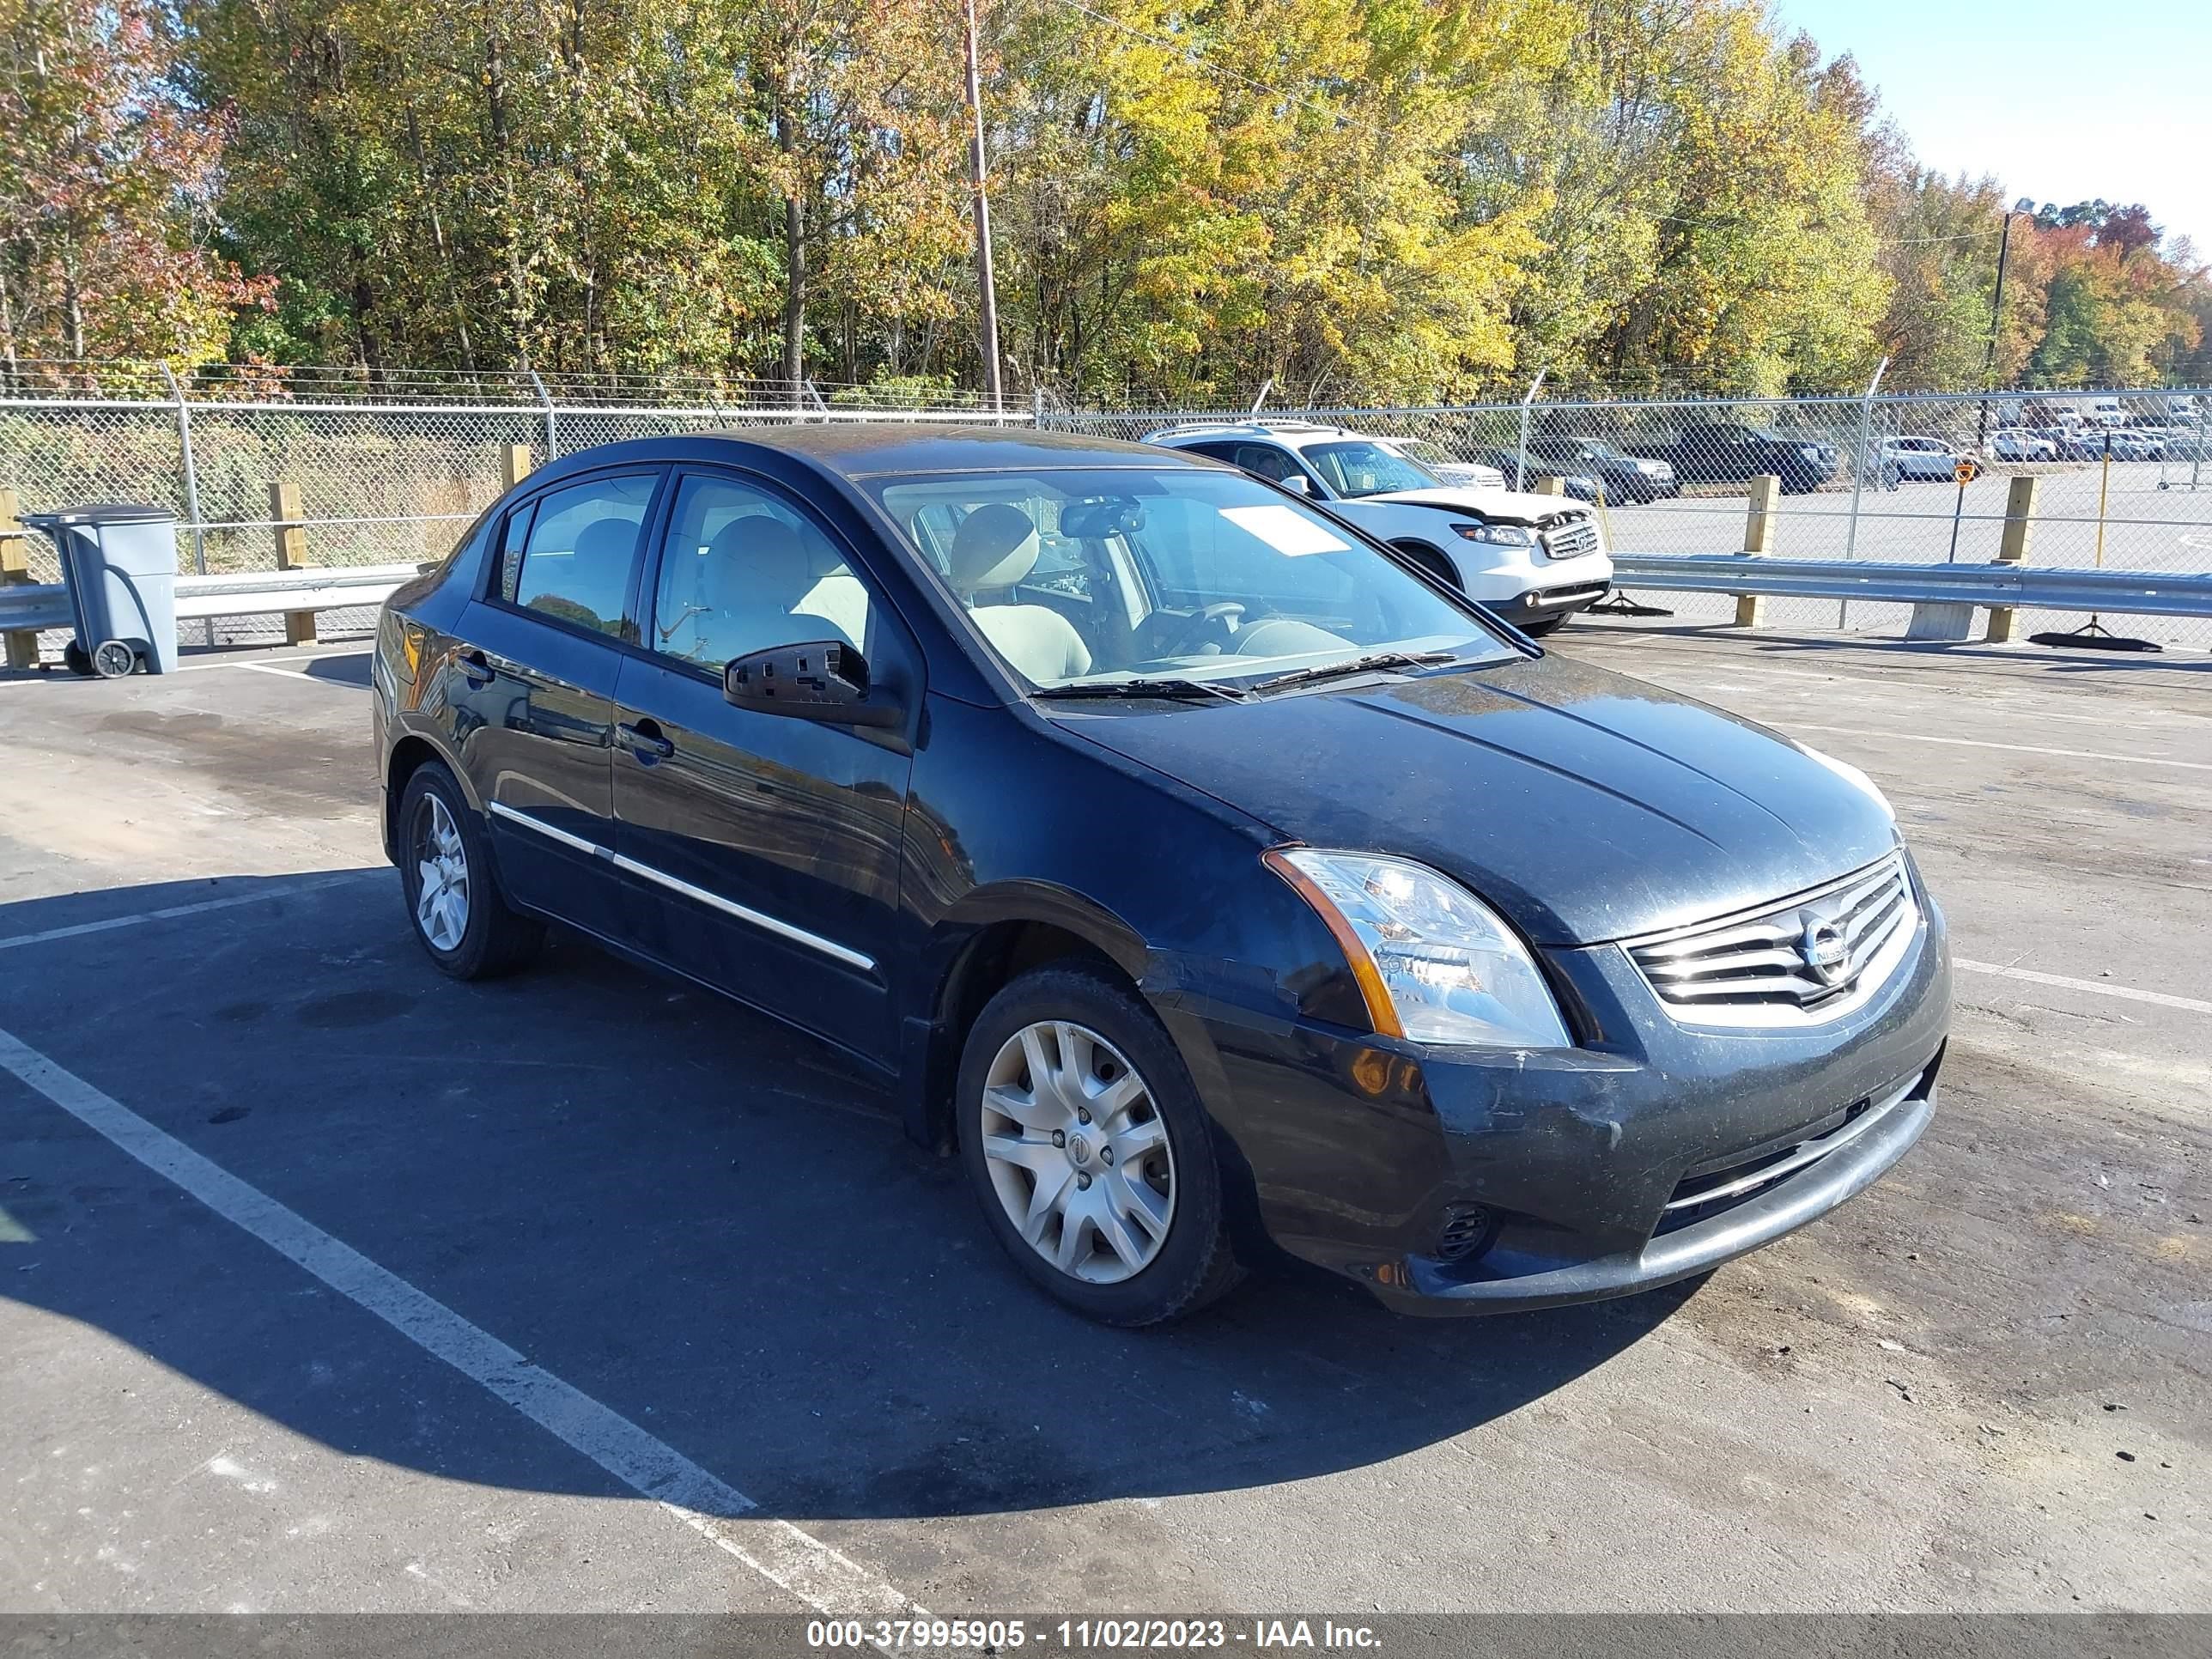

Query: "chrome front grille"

xmin=1626 ymin=854 xmax=1917 ymax=1027
xmin=1539 ymin=518 xmax=1601 ymax=560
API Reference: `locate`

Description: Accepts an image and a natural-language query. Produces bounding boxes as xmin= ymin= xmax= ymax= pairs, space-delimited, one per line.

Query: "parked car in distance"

xmin=1143 ymin=420 xmax=1612 ymax=634
xmin=2100 ymin=427 xmax=2166 ymax=461
xmin=1988 ymin=428 xmax=2057 ymax=462
xmin=1458 ymin=444 xmax=1606 ymax=503
xmin=1523 ymin=435 xmax=1680 ymax=502
xmin=1373 ymin=435 xmax=1508 ymax=490
xmin=1881 ymin=435 xmax=1969 ymax=482
xmin=1650 ymin=422 xmax=1839 ymax=494
xmin=2083 ymin=397 xmax=2130 ymax=428
xmin=373 ymin=425 xmax=1950 ymax=1327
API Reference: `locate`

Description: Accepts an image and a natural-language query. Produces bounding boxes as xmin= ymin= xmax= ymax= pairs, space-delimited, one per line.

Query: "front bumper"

xmin=1158 ymin=884 xmax=1950 ymax=1316
xmin=1493 ymin=580 xmax=1610 ymax=624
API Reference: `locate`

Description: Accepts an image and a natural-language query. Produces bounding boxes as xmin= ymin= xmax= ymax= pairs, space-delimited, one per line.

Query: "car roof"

xmin=1142 ymin=419 xmax=1358 ymax=447
xmin=520 ymin=422 xmax=1224 ymax=485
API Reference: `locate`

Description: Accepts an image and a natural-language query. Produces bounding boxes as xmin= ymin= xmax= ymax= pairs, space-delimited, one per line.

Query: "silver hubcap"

xmin=979 ymin=1020 xmax=1175 ymax=1285
xmin=413 ymin=795 xmax=470 ymax=952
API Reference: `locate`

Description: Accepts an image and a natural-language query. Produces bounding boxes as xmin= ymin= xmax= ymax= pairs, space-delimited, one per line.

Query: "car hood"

xmin=1363 ymin=486 xmax=1594 ymax=526
xmin=1060 ymin=654 xmax=1899 ymax=946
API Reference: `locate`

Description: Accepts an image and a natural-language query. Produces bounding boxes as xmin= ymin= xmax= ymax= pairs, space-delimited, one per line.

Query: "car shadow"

xmin=0 ymin=871 xmax=1691 ymax=1522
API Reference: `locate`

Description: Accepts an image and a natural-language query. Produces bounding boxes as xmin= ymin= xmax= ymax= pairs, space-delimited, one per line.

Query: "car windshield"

xmin=872 ymin=466 xmax=1516 ymax=692
xmin=1299 ymin=441 xmax=1441 ymax=498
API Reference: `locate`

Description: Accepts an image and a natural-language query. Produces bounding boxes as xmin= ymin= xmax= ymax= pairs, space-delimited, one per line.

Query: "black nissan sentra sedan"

xmin=372 ymin=427 xmax=1949 ymax=1327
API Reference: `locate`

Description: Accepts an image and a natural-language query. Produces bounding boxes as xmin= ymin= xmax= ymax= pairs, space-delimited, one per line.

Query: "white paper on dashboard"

xmin=1219 ymin=504 xmax=1352 ymax=556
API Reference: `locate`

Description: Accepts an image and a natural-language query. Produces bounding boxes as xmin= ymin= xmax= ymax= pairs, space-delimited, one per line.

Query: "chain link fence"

xmin=0 ymin=365 xmax=1014 ymax=653
xmin=3 ymin=364 xmax=2207 ymax=654
xmin=1042 ymin=385 xmax=2212 ymax=648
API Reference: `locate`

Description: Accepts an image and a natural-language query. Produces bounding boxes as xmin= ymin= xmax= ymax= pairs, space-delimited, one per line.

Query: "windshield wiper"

xmin=1249 ymin=650 xmax=1457 ymax=696
xmin=1031 ymin=678 xmax=1249 ymax=704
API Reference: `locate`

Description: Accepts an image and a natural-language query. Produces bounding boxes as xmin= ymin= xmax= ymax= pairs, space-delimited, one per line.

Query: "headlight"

xmin=1263 ymin=849 xmax=1571 ymax=1048
xmin=1450 ymin=521 xmax=1537 ymax=547
xmin=1800 ymin=445 xmax=1823 ymax=459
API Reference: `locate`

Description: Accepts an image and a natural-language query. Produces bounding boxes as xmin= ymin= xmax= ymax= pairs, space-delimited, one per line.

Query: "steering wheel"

xmin=1162 ymin=602 xmax=1246 ymax=656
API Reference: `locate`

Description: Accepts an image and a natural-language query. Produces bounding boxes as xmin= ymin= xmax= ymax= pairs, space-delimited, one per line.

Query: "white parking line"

xmin=1955 ymin=959 xmax=2212 ymax=1016
xmin=173 ymin=654 xmax=328 ymax=673
xmin=0 ymin=1024 xmax=927 ymax=1627
xmin=222 ymin=659 xmax=361 ymax=684
xmin=0 ymin=875 xmax=369 ymax=953
xmin=1790 ymin=724 xmax=2211 ymax=773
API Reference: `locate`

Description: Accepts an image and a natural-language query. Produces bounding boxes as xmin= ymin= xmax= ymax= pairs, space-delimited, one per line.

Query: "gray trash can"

xmin=25 ymin=504 xmax=180 ymax=677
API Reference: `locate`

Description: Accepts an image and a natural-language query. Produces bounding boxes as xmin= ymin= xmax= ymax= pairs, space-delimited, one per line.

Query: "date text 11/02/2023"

xmin=805 ymin=1620 xmax=1383 ymax=1650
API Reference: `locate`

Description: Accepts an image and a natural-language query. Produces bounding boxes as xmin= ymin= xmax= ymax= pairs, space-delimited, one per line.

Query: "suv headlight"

xmin=1451 ymin=522 xmax=1537 ymax=547
xmin=1264 ymin=849 xmax=1571 ymax=1048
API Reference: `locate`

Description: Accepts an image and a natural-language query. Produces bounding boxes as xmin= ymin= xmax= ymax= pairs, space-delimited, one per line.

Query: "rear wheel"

xmin=396 ymin=761 xmax=544 ymax=980
xmin=958 ymin=963 xmax=1242 ymax=1326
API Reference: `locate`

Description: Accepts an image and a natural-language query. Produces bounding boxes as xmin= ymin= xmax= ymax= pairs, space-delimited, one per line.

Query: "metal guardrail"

xmin=1607 ymin=554 xmax=2212 ymax=619
xmin=0 ymin=562 xmax=424 ymax=637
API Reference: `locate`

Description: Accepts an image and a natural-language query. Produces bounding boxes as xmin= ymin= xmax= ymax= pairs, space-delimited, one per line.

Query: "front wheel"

xmin=958 ymin=963 xmax=1243 ymax=1327
xmin=1519 ymin=613 xmax=1567 ymax=637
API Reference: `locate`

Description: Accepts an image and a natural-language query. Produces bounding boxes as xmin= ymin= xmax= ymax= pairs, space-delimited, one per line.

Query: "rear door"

xmin=452 ymin=467 xmax=663 ymax=942
xmin=610 ymin=469 xmax=918 ymax=1064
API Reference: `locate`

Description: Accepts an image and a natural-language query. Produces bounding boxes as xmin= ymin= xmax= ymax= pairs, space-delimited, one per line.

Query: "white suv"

xmin=1143 ymin=421 xmax=1613 ymax=635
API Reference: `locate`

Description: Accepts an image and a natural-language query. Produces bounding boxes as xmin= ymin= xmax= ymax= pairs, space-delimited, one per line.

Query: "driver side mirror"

xmin=723 ymin=641 xmax=900 ymax=728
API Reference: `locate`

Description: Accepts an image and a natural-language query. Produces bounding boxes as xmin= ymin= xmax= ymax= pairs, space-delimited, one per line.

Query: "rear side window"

xmin=498 ymin=474 xmax=657 ymax=639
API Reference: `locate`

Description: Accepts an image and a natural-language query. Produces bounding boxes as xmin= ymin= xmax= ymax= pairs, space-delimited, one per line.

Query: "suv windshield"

xmin=872 ymin=466 xmax=1514 ymax=692
xmin=1300 ymin=441 xmax=1440 ymax=499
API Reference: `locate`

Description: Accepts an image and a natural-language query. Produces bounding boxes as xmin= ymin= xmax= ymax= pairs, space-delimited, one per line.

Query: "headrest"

xmin=947 ymin=502 xmax=1039 ymax=592
xmin=572 ymin=515 xmax=641 ymax=562
xmin=703 ymin=514 xmax=814 ymax=598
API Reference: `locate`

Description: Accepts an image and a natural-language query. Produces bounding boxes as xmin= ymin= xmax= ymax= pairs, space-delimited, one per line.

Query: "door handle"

xmin=459 ymin=649 xmax=494 ymax=686
xmin=617 ymin=720 xmax=675 ymax=762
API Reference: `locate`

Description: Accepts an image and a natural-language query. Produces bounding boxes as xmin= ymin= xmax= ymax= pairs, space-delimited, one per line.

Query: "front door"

xmin=611 ymin=470 xmax=916 ymax=1064
xmin=452 ymin=468 xmax=663 ymax=944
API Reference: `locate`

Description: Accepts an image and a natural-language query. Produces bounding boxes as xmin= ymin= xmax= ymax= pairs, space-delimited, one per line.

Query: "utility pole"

xmin=1975 ymin=199 xmax=2034 ymax=451
xmin=963 ymin=0 xmax=1004 ymax=413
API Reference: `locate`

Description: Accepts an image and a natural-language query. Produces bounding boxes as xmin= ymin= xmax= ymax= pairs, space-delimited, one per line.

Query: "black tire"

xmin=395 ymin=761 xmax=544 ymax=980
xmin=63 ymin=641 xmax=91 ymax=676
xmin=957 ymin=963 xmax=1243 ymax=1327
xmin=1519 ymin=613 xmax=1567 ymax=637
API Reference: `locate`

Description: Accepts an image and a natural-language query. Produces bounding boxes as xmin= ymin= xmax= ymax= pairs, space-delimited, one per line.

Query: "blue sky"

xmin=1771 ymin=0 xmax=2211 ymax=252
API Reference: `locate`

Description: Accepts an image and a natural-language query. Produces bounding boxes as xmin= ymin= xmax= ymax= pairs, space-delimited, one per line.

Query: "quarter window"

xmin=501 ymin=474 xmax=656 ymax=638
xmin=650 ymin=474 xmax=873 ymax=670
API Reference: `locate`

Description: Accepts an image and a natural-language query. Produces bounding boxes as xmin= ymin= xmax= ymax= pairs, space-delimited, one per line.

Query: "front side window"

xmin=501 ymin=473 xmax=656 ymax=638
xmin=872 ymin=467 xmax=1514 ymax=691
xmin=1302 ymin=441 xmax=1440 ymax=499
xmin=650 ymin=473 xmax=873 ymax=671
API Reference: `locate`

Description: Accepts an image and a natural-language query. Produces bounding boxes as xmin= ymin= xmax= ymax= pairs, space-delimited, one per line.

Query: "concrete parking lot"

xmin=0 ymin=621 xmax=2205 ymax=1618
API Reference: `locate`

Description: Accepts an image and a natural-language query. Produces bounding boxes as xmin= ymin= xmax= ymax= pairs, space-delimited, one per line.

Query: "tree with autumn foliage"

xmin=10 ymin=0 xmax=2198 ymax=400
xmin=0 ymin=0 xmax=270 ymax=375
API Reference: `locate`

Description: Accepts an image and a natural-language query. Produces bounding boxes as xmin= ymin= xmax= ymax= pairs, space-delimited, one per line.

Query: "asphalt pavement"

xmin=0 ymin=626 xmax=2204 ymax=1620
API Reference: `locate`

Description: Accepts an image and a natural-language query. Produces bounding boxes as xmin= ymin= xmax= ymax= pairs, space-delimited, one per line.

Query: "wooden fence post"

xmin=1734 ymin=473 xmax=1779 ymax=627
xmin=0 ymin=489 xmax=36 ymax=670
xmin=270 ymin=480 xmax=314 ymax=647
xmin=501 ymin=445 xmax=534 ymax=490
xmin=1984 ymin=473 xmax=2039 ymax=644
